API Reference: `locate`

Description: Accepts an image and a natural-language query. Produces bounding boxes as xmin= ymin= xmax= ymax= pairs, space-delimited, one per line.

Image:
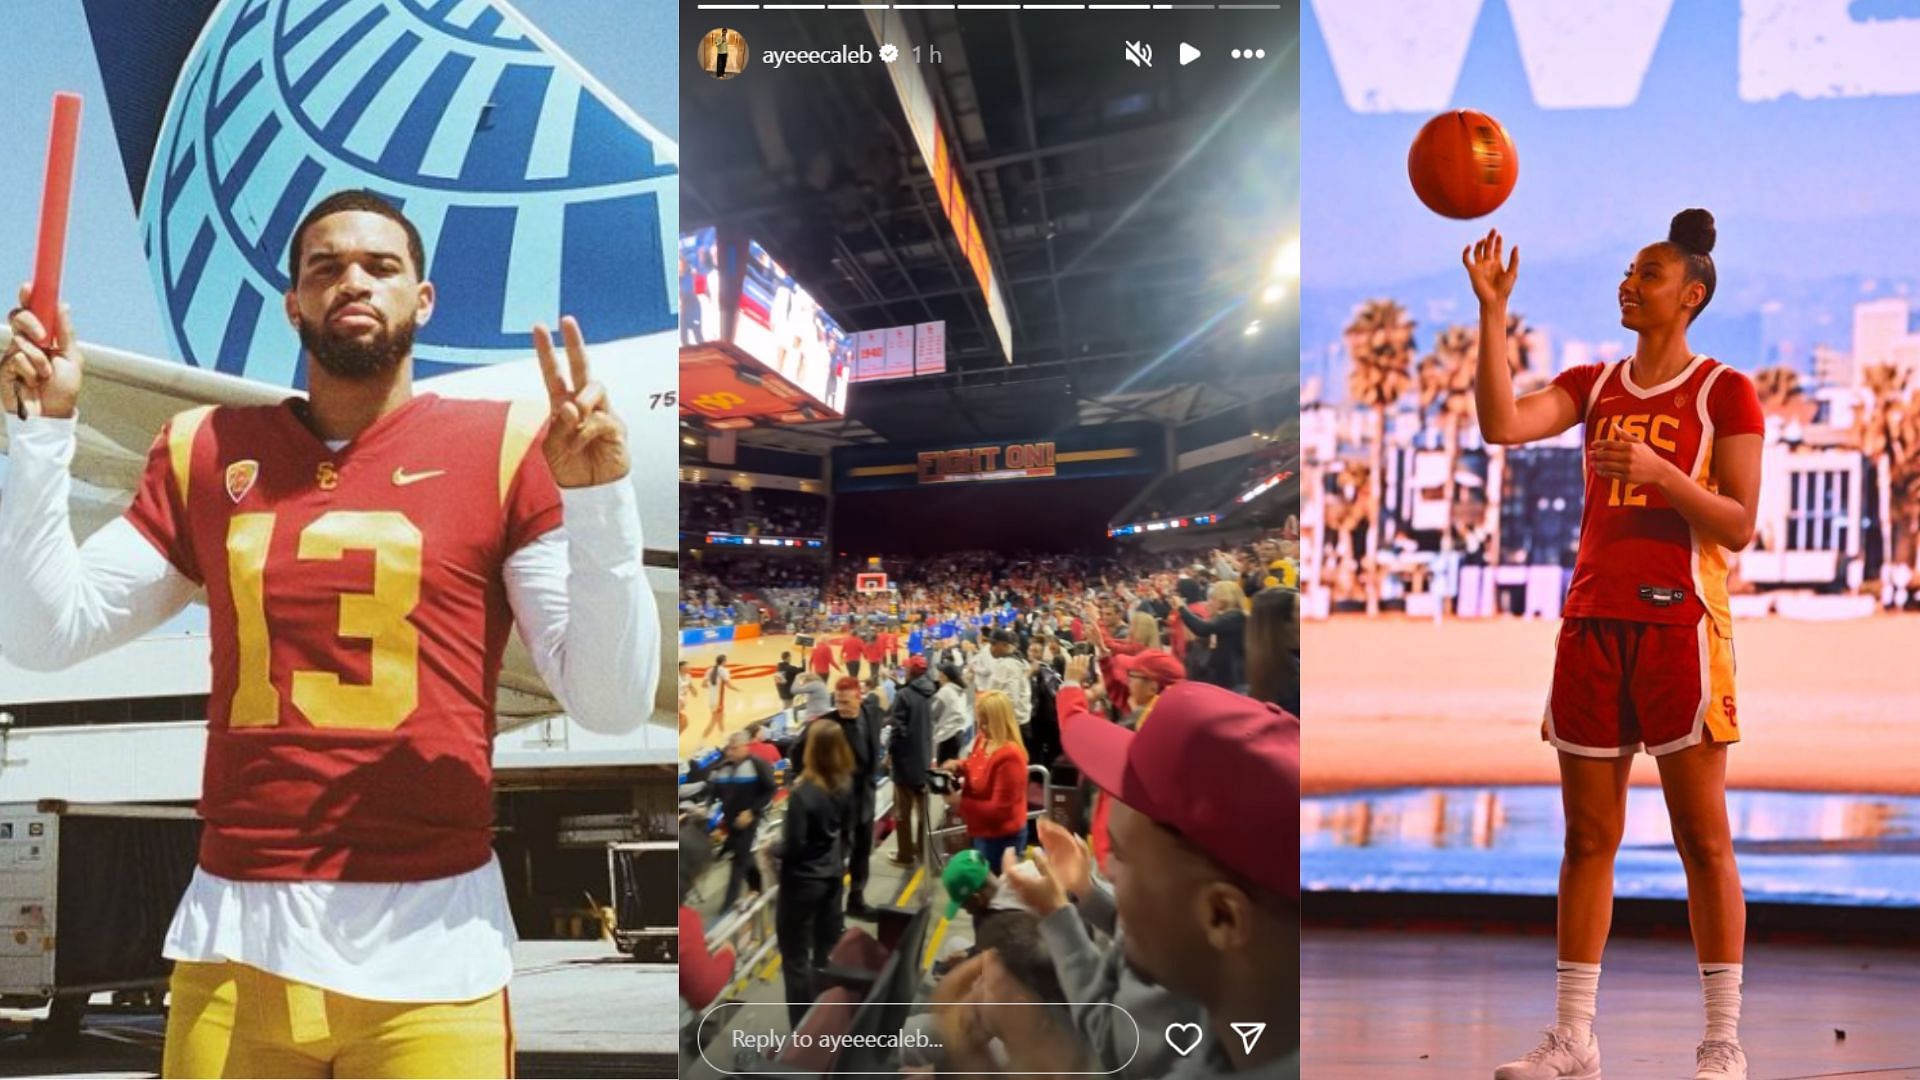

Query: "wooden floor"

xmin=1303 ymin=929 xmax=1920 ymax=1078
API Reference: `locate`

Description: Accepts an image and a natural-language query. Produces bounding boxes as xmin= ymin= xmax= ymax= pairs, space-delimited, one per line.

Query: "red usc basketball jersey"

xmin=125 ymin=394 xmax=561 ymax=882
xmin=1550 ymin=356 xmax=1764 ymax=632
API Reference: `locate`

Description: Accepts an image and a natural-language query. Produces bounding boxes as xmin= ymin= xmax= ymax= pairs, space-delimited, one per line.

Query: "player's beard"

xmin=298 ymin=308 xmax=415 ymax=380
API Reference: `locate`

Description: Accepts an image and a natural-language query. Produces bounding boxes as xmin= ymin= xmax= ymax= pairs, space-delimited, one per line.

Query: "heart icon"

xmin=1164 ymin=1022 xmax=1203 ymax=1057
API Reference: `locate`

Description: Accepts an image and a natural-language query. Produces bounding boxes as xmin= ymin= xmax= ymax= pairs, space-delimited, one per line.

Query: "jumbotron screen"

xmin=735 ymin=241 xmax=852 ymax=416
xmin=678 ymin=227 xmax=853 ymax=424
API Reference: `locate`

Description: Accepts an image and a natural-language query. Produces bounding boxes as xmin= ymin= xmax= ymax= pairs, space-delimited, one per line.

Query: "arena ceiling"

xmin=680 ymin=7 xmax=1298 ymax=454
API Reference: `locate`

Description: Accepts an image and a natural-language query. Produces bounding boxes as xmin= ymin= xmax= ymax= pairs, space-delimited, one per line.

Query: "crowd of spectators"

xmin=682 ymin=483 xmax=828 ymax=537
xmin=681 ymin=522 xmax=1302 ymax=1076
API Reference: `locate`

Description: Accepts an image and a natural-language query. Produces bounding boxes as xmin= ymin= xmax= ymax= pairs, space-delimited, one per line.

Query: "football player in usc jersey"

xmin=1465 ymin=212 xmax=1763 ymax=1080
xmin=0 ymin=189 xmax=657 ymax=1078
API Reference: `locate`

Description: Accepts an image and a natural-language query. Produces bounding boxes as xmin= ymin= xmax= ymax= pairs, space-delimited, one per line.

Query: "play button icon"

xmin=1179 ymin=42 xmax=1200 ymax=66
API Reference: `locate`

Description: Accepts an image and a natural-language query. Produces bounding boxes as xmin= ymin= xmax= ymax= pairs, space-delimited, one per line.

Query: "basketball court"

xmin=680 ymin=632 xmax=807 ymax=758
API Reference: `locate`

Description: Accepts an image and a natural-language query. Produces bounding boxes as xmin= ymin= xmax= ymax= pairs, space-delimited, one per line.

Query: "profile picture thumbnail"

xmin=699 ymin=27 xmax=749 ymax=80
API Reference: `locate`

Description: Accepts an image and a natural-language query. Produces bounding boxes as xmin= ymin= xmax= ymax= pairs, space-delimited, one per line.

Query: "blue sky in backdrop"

xmin=1302 ymin=0 xmax=1920 ymax=387
xmin=0 ymin=0 xmax=676 ymax=360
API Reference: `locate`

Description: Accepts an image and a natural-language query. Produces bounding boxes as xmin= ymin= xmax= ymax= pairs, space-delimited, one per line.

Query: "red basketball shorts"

xmin=1544 ymin=617 xmax=1738 ymax=757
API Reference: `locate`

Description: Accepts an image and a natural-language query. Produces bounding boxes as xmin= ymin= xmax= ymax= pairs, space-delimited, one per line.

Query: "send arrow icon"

xmin=1230 ymin=1022 xmax=1267 ymax=1056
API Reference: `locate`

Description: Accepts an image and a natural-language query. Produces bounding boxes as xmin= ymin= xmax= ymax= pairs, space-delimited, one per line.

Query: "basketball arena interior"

xmin=675 ymin=6 xmax=1299 ymax=1074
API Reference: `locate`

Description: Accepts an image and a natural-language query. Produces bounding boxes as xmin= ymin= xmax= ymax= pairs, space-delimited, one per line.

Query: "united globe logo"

xmin=141 ymin=0 xmax=679 ymax=385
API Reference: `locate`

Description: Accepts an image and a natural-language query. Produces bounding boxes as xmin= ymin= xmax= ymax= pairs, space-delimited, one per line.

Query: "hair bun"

xmin=1669 ymin=208 xmax=1716 ymax=256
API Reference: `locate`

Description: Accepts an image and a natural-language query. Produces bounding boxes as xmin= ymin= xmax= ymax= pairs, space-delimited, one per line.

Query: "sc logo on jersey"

xmin=1594 ymin=412 xmax=1680 ymax=452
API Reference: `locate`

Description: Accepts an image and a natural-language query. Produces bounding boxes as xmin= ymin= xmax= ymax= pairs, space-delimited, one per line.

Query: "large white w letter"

xmin=1742 ymin=0 xmax=1920 ymax=102
xmin=1507 ymin=0 xmax=1675 ymax=109
xmin=1314 ymin=0 xmax=1675 ymax=112
xmin=1311 ymin=0 xmax=1485 ymax=114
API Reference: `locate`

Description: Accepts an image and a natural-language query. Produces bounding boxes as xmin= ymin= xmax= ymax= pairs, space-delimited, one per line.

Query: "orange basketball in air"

xmin=1407 ymin=109 xmax=1519 ymax=219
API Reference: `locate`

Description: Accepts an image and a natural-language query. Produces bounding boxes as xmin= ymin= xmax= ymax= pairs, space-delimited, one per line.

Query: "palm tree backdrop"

xmin=1419 ymin=324 xmax=1478 ymax=617
xmin=1344 ymin=300 xmax=1416 ymax=615
xmin=1857 ymin=364 xmax=1914 ymax=578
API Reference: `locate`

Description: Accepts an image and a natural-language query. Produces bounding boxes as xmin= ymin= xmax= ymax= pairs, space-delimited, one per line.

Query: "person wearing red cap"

xmin=888 ymin=656 xmax=938 ymax=866
xmin=1077 ymin=649 xmax=1186 ymax=875
xmin=1003 ymin=659 xmax=1300 ymax=1078
xmin=1113 ymin=649 xmax=1186 ymax=727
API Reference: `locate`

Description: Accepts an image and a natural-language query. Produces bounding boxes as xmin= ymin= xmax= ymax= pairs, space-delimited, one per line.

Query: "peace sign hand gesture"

xmin=536 ymin=317 xmax=628 ymax=488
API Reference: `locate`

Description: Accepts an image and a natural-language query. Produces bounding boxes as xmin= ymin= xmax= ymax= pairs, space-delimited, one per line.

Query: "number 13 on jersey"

xmin=227 ymin=511 xmax=425 ymax=732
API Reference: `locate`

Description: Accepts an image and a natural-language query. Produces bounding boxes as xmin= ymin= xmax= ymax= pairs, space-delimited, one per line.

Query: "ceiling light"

xmin=1272 ymin=236 xmax=1299 ymax=281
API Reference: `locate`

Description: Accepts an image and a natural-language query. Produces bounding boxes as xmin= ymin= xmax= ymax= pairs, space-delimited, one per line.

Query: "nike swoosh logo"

xmin=392 ymin=468 xmax=447 ymax=487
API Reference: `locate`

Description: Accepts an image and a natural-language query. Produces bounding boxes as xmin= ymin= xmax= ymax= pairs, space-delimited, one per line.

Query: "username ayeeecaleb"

xmin=761 ymin=44 xmax=874 ymax=68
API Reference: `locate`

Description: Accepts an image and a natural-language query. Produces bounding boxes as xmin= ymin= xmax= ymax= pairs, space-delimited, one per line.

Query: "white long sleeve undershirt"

xmin=0 ymin=410 xmax=659 ymax=1001
xmin=0 ymin=411 xmax=658 ymax=733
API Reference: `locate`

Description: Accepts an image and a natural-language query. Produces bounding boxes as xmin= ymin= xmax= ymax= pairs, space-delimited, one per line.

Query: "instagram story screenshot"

xmin=0 ymin=1 xmax=678 ymax=1078
xmin=675 ymin=3 xmax=1299 ymax=1079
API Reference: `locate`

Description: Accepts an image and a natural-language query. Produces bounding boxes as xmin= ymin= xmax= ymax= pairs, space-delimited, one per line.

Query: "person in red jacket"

xmin=678 ymin=905 xmax=736 ymax=1012
xmin=942 ymin=690 xmax=1030 ymax=875
xmin=809 ymin=636 xmax=837 ymax=679
xmin=1081 ymin=603 xmax=1153 ymax=718
xmin=840 ymin=631 xmax=866 ymax=680
xmin=746 ymin=723 xmax=784 ymax=768
xmin=862 ymin=632 xmax=888 ymax=677
xmin=1065 ymin=649 xmax=1185 ymax=874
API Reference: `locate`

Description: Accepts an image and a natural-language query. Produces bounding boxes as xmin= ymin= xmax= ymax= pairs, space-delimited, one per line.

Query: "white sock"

xmin=1554 ymin=961 xmax=1601 ymax=1042
xmin=1700 ymin=963 xmax=1743 ymax=1043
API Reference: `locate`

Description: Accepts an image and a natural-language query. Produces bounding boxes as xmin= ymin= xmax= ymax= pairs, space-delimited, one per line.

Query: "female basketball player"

xmin=1468 ymin=210 xmax=1763 ymax=1080
xmin=704 ymin=654 xmax=736 ymax=742
xmin=679 ymin=659 xmax=694 ymax=735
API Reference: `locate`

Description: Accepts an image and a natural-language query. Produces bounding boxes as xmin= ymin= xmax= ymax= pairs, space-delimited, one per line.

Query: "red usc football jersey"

xmin=1550 ymin=356 xmax=1764 ymax=632
xmin=125 ymin=394 xmax=562 ymax=882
